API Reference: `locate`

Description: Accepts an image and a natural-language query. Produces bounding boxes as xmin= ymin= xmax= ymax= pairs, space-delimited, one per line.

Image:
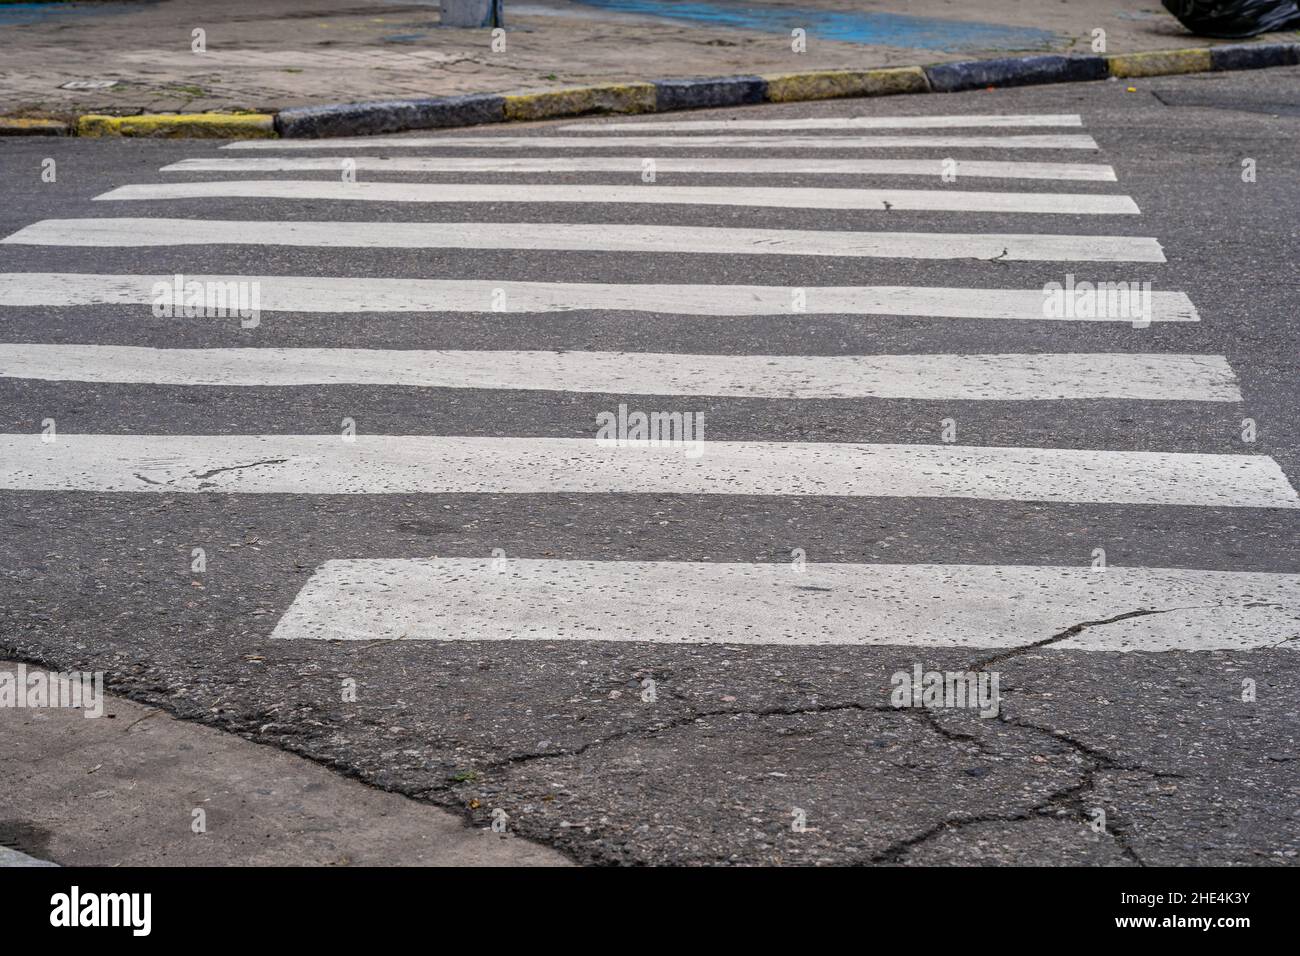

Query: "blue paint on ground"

xmin=570 ymin=0 xmax=1060 ymax=52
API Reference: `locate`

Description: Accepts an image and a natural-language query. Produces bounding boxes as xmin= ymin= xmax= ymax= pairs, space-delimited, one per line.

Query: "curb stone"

xmin=654 ymin=75 xmax=766 ymax=111
xmin=1106 ymin=48 xmax=1213 ymax=78
xmin=502 ymin=82 xmax=657 ymax=121
xmin=763 ymin=66 xmax=929 ymax=102
xmin=4 ymin=43 xmax=1298 ymax=138
xmin=76 ymin=112 xmax=275 ymax=138
xmin=0 ymin=117 xmax=70 ymax=136
xmin=1210 ymin=41 xmax=1300 ymax=69
xmin=924 ymin=54 xmax=1109 ymax=93
xmin=275 ymin=92 xmax=505 ymax=138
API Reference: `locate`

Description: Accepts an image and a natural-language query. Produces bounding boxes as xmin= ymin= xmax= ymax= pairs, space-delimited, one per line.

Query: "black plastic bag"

xmin=1162 ymin=0 xmax=1300 ymax=37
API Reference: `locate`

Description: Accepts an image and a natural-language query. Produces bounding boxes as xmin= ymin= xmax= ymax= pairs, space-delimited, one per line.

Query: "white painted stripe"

xmin=160 ymin=156 xmax=1119 ymax=182
xmin=0 ymin=273 xmax=1200 ymax=322
xmin=222 ymin=133 xmax=1101 ymax=151
xmin=270 ymin=557 xmax=1300 ymax=651
xmin=2 ymin=435 xmax=1294 ymax=507
xmin=562 ymin=114 xmax=1085 ymax=132
xmin=94 ymin=181 xmax=1140 ymax=215
xmin=0 ymin=345 xmax=1241 ymax=401
xmin=1 ymin=219 xmax=1164 ymax=263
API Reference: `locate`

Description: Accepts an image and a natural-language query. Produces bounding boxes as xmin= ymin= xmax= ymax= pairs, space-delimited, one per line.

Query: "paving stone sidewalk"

xmin=2 ymin=0 xmax=1292 ymax=118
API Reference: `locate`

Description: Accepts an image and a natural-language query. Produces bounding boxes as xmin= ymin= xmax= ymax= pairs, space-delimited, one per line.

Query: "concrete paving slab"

xmin=0 ymin=661 xmax=570 ymax=866
xmin=0 ymin=0 xmax=1284 ymax=116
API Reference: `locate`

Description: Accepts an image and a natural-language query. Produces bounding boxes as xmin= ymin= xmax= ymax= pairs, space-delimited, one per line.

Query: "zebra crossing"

xmin=6 ymin=433 xmax=1293 ymax=506
xmin=157 ymin=157 xmax=1120 ymax=181
xmin=0 ymin=345 xmax=1240 ymax=401
xmin=2 ymin=109 xmax=1298 ymax=653
xmin=217 ymin=132 xmax=1104 ymax=150
xmin=271 ymin=559 xmax=1300 ymax=653
xmin=0 ymin=272 xmax=1198 ymax=320
xmin=91 ymin=180 xmax=1142 ymax=215
xmin=3 ymin=218 xmax=1160 ymax=260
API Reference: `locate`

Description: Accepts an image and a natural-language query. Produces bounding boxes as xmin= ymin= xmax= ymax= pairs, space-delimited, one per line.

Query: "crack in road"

xmin=868 ymin=711 xmax=1171 ymax=866
xmin=973 ymin=607 xmax=1174 ymax=669
xmin=866 ymin=763 xmax=1152 ymax=865
xmin=7 ymin=588 xmax=1288 ymax=866
xmin=970 ymin=602 xmax=1262 ymax=671
xmin=864 ymin=603 xmax=1271 ymax=865
xmin=469 ymin=699 xmax=894 ymax=774
xmin=451 ymin=598 xmax=1286 ymax=790
xmin=450 ymin=697 xmax=1151 ymax=866
xmin=191 ymin=458 xmax=290 ymax=482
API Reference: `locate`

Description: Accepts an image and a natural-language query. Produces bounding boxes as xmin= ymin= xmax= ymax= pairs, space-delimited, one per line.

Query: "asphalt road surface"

xmin=2 ymin=67 xmax=1298 ymax=866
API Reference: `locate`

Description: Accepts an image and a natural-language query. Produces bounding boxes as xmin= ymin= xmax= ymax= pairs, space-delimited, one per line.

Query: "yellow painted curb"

xmin=76 ymin=113 xmax=277 ymax=138
xmin=1106 ymin=48 xmax=1213 ymax=78
xmin=762 ymin=67 xmax=929 ymax=103
xmin=0 ymin=117 xmax=70 ymax=135
xmin=504 ymin=83 xmax=657 ymax=122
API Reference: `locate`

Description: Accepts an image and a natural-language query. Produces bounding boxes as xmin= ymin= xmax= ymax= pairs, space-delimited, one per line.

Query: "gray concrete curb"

xmin=924 ymin=53 xmax=1109 ymax=93
xmin=269 ymin=42 xmax=1300 ymax=138
xmin=7 ymin=42 xmax=1300 ymax=138
xmin=1211 ymin=40 xmax=1300 ymax=69
xmin=275 ymin=92 xmax=506 ymax=138
xmin=653 ymin=75 xmax=768 ymax=111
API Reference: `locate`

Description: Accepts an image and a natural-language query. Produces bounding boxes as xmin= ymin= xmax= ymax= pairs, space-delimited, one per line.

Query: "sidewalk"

xmin=0 ymin=661 xmax=568 ymax=866
xmin=1 ymin=0 xmax=1292 ymax=119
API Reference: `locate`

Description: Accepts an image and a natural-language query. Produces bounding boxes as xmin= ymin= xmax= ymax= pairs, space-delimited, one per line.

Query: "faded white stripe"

xmin=0 ymin=345 xmax=1241 ymax=401
xmin=0 ymin=273 xmax=1199 ymax=322
xmin=222 ymin=133 xmax=1101 ymax=151
xmin=271 ymin=557 xmax=1300 ymax=652
xmin=94 ymin=181 xmax=1141 ymax=215
xmin=1 ymin=435 xmax=1293 ymax=507
xmin=1 ymin=219 xmax=1164 ymax=263
xmin=562 ymin=114 xmax=1085 ymax=132
xmin=160 ymin=156 xmax=1118 ymax=181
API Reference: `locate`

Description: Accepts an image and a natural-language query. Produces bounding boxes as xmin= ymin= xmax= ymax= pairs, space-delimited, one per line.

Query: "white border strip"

xmin=159 ymin=156 xmax=1118 ymax=182
xmin=2 ymin=219 xmax=1163 ymax=262
xmin=0 ymin=345 xmax=1241 ymax=402
xmin=221 ymin=133 xmax=1101 ymax=151
xmin=560 ymin=114 xmax=1086 ymax=132
xmin=93 ymin=181 xmax=1141 ymax=215
xmin=0 ymin=273 xmax=1198 ymax=322
xmin=1 ymin=435 xmax=1294 ymax=507
xmin=270 ymin=557 xmax=1300 ymax=652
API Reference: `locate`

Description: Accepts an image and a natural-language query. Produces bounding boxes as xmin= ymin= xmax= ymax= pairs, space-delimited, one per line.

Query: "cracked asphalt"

xmin=2 ymin=67 xmax=1299 ymax=866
